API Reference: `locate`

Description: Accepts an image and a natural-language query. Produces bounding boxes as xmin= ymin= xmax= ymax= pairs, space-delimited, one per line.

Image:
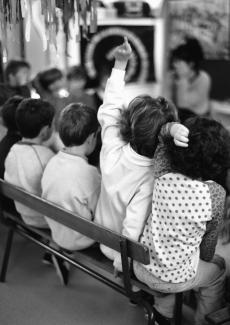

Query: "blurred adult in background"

xmin=169 ymin=37 xmax=211 ymax=122
xmin=0 ymin=60 xmax=31 ymax=106
xmin=66 ymin=65 xmax=97 ymax=110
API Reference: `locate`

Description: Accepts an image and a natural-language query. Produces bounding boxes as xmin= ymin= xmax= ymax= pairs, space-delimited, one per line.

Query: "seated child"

xmin=134 ymin=117 xmax=229 ymax=325
xmin=0 ymin=96 xmax=23 ymax=178
xmin=0 ymin=60 xmax=31 ymax=106
xmin=41 ymin=103 xmax=100 ymax=251
xmin=94 ymin=38 xmax=181 ymax=269
xmin=0 ymin=96 xmax=23 ymax=213
xmin=4 ymin=98 xmax=55 ymax=228
xmin=66 ymin=65 xmax=96 ymax=110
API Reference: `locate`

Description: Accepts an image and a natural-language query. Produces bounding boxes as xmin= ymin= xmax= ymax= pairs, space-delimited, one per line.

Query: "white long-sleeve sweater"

xmin=4 ymin=143 xmax=54 ymax=228
xmin=95 ymin=69 xmax=155 ymax=260
xmin=42 ymin=151 xmax=101 ymax=251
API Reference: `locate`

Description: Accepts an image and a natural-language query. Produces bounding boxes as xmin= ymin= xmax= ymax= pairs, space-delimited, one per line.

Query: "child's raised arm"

xmin=98 ymin=38 xmax=132 ymax=168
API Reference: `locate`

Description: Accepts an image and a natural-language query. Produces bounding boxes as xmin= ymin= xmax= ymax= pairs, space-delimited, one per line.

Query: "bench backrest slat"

xmin=0 ymin=180 xmax=150 ymax=265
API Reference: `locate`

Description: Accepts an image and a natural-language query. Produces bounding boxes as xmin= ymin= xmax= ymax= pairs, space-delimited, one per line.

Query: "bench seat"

xmin=0 ymin=179 xmax=184 ymax=325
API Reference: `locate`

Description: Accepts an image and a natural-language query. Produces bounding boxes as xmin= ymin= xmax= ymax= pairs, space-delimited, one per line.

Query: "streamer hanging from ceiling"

xmin=0 ymin=0 xmax=97 ymax=48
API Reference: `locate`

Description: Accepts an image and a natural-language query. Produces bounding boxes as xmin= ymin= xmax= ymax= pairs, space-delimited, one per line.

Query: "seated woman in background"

xmin=134 ymin=117 xmax=229 ymax=325
xmin=169 ymin=37 xmax=211 ymax=122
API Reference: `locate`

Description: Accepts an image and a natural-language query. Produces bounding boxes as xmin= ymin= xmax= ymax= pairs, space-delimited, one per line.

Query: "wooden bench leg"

xmin=0 ymin=227 xmax=14 ymax=282
xmin=174 ymin=293 xmax=183 ymax=325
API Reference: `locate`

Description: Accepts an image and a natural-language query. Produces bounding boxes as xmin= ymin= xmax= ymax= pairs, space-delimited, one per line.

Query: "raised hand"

xmin=113 ymin=37 xmax=132 ymax=71
xmin=113 ymin=37 xmax=132 ymax=62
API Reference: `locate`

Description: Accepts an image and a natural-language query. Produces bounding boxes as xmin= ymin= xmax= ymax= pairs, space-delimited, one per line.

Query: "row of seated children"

xmin=0 ymin=59 xmax=102 ymax=167
xmin=1 ymin=96 xmax=101 ymax=284
xmin=1 ymin=39 xmax=229 ymax=325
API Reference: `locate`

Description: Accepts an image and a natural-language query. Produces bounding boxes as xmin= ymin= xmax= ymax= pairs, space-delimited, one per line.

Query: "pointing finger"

xmin=124 ymin=36 xmax=128 ymax=44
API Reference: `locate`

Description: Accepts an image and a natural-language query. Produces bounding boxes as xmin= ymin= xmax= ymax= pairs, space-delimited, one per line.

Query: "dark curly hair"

xmin=37 ymin=68 xmax=63 ymax=92
xmin=1 ymin=96 xmax=24 ymax=131
xmin=119 ymin=96 xmax=178 ymax=158
xmin=16 ymin=98 xmax=55 ymax=138
xmin=171 ymin=37 xmax=204 ymax=73
xmin=5 ymin=60 xmax=30 ymax=82
xmin=165 ymin=117 xmax=230 ymax=187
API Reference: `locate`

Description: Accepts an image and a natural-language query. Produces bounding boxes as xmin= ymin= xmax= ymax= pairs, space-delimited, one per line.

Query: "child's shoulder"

xmin=85 ymin=163 xmax=101 ymax=178
xmin=33 ymin=144 xmax=55 ymax=157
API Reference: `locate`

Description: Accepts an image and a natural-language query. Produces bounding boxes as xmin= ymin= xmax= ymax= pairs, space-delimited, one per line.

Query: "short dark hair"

xmin=165 ymin=117 xmax=230 ymax=187
xmin=59 ymin=103 xmax=99 ymax=147
xmin=16 ymin=99 xmax=55 ymax=138
xmin=38 ymin=68 xmax=63 ymax=91
xmin=1 ymin=96 xmax=24 ymax=131
xmin=5 ymin=60 xmax=30 ymax=81
xmin=119 ymin=96 xmax=178 ymax=158
xmin=67 ymin=66 xmax=87 ymax=81
xmin=171 ymin=37 xmax=204 ymax=73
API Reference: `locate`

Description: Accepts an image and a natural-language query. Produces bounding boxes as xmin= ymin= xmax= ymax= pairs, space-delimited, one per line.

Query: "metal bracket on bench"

xmin=120 ymin=238 xmax=133 ymax=298
xmin=120 ymin=239 xmax=155 ymax=325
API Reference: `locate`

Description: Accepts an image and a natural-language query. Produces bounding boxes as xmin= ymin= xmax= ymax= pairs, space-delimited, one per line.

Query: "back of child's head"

xmin=59 ymin=103 xmax=99 ymax=147
xmin=16 ymin=98 xmax=55 ymax=138
xmin=1 ymin=96 xmax=24 ymax=131
xmin=119 ymin=96 xmax=178 ymax=158
xmin=5 ymin=60 xmax=30 ymax=82
xmin=166 ymin=117 xmax=230 ymax=187
xmin=37 ymin=68 xmax=63 ymax=92
xmin=67 ymin=66 xmax=87 ymax=82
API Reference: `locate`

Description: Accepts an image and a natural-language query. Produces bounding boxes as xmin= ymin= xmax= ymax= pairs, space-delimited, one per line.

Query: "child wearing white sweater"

xmin=95 ymin=38 xmax=184 ymax=270
xmin=42 ymin=103 xmax=100 ymax=251
xmin=4 ymin=98 xmax=55 ymax=228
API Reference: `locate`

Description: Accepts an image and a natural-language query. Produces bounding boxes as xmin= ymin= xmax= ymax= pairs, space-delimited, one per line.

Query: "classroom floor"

xmin=0 ymin=224 xmax=196 ymax=325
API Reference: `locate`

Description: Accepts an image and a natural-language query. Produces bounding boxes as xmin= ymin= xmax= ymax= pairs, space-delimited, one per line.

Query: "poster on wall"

xmin=81 ymin=25 xmax=155 ymax=84
xmin=169 ymin=0 xmax=230 ymax=59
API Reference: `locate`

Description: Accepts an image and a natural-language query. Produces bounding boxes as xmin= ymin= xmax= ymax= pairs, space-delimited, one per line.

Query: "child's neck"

xmin=63 ymin=145 xmax=88 ymax=160
xmin=21 ymin=136 xmax=43 ymax=145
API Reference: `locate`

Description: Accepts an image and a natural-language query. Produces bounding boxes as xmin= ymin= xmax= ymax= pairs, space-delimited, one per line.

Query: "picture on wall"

xmin=169 ymin=0 xmax=230 ymax=59
xmin=81 ymin=25 xmax=155 ymax=83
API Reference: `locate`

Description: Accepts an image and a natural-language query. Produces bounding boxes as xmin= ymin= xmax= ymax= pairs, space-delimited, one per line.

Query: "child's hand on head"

xmin=114 ymin=37 xmax=132 ymax=62
xmin=170 ymin=123 xmax=189 ymax=147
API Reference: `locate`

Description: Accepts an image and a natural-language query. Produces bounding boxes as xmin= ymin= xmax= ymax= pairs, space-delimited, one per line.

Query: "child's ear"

xmin=92 ymin=131 xmax=98 ymax=138
xmin=87 ymin=133 xmax=94 ymax=143
xmin=39 ymin=125 xmax=52 ymax=141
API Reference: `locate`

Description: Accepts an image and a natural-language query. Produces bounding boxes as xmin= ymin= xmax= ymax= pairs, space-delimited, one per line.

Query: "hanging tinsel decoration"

xmin=0 ymin=0 xmax=97 ymax=46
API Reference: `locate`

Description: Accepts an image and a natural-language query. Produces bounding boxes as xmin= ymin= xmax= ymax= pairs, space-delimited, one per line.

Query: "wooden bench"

xmin=205 ymin=306 xmax=230 ymax=325
xmin=0 ymin=179 xmax=183 ymax=325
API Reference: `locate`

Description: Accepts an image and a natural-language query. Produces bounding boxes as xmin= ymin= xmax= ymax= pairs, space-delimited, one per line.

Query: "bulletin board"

xmin=169 ymin=0 xmax=230 ymax=60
